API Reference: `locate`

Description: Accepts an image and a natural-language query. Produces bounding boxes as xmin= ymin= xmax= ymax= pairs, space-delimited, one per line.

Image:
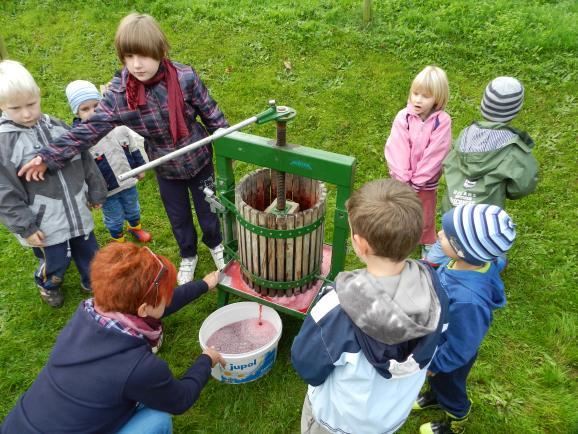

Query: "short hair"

xmin=0 ymin=60 xmax=40 ymax=105
xmin=114 ymin=13 xmax=170 ymax=63
xmin=409 ymin=65 xmax=449 ymax=111
xmin=346 ymin=179 xmax=423 ymax=261
xmin=91 ymin=243 xmax=177 ymax=314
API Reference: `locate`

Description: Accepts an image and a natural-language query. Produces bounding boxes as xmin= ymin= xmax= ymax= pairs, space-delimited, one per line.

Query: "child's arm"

xmin=291 ymin=313 xmax=336 ymax=386
xmin=410 ymin=113 xmax=452 ymax=189
xmin=384 ymin=110 xmax=412 ymax=183
xmin=428 ymin=302 xmax=491 ymax=374
xmin=505 ymin=152 xmax=539 ymax=199
xmin=188 ymin=68 xmax=229 ymax=133
xmin=124 ymin=127 xmax=148 ymax=169
xmin=81 ymin=151 xmax=107 ymax=206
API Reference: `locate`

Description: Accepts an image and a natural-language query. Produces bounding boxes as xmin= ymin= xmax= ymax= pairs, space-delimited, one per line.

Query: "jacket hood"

xmin=49 ymin=302 xmax=146 ymax=367
xmin=0 ymin=113 xmax=51 ymax=133
xmin=442 ymin=262 xmax=506 ymax=309
xmin=453 ymin=121 xmax=535 ymax=179
xmin=335 ymin=260 xmax=440 ymax=346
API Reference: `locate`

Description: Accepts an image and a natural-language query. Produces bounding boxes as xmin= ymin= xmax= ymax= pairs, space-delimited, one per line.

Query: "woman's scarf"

xmin=126 ymin=58 xmax=189 ymax=144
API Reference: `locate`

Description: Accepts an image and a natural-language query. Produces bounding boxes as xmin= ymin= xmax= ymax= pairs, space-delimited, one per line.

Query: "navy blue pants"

xmin=33 ymin=232 xmax=99 ymax=291
xmin=156 ymin=163 xmax=222 ymax=258
xmin=429 ymin=354 xmax=477 ymax=418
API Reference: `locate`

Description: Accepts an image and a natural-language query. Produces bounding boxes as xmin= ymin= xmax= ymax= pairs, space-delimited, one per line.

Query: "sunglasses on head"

xmin=141 ymin=247 xmax=167 ymax=306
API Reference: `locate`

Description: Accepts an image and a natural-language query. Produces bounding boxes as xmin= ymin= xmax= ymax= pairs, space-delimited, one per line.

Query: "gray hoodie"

xmin=335 ymin=259 xmax=441 ymax=345
xmin=0 ymin=114 xmax=107 ymax=247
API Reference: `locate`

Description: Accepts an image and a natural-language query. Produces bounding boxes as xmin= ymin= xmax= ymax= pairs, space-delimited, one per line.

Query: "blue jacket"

xmin=429 ymin=260 xmax=506 ymax=373
xmin=1 ymin=282 xmax=211 ymax=434
xmin=291 ymin=261 xmax=449 ymax=434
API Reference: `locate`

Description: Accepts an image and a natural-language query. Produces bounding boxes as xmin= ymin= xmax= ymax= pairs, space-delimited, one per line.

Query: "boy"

xmin=291 ymin=179 xmax=449 ymax=434
xmin=0 ymin=60 xmax=107 ymax=307
xmin=66 ymin=79 xmax=151 ymax=243
xmin=426 ymin=76 xmax=537 ymax=265
xmin=18 ymin=13 xmax=229 ymax=284
xmin=415 ymin=204 xmax=515 ymax=434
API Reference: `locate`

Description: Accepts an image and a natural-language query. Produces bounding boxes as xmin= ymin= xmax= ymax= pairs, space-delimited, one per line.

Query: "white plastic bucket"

xmin=199 ymin=302 xmax=283 ymax=384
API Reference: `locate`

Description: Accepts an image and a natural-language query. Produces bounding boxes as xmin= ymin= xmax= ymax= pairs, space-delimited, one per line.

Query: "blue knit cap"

xmin=65 ymin=80 xmax=101 ymax=115
xmin=442 ymin=204 xmax=516 ymax=265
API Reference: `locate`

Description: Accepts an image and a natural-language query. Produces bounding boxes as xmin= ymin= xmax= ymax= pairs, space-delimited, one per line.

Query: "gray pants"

xmin=301 ymin=395 xmax=331 ymax=434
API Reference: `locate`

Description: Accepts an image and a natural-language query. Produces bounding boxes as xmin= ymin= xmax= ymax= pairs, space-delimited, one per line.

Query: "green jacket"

xmin=442 ymin=121 xmax=538 ymax=212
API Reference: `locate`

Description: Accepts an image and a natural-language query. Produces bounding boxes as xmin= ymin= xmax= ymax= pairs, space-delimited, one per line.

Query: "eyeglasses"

xmin=141 ymin=247 xmax=167 ymax=306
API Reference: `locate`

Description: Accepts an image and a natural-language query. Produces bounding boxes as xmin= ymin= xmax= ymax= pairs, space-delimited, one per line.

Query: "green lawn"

xmin=1 ymin=1 xmax=577 ymax=433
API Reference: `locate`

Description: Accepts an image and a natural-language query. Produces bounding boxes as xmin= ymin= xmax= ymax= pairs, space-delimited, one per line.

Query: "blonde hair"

xmin=114 ymin=13 xmax=170 ymax=63
xmin=0 ymin=60 xmax=40 ymax=105
xmin=408 ymin=65 xmax=449 ymax=111
xmin=346 ymin=179 xmax=423 ymax=261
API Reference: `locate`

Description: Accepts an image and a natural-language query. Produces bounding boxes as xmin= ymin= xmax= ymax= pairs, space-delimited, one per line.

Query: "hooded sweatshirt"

xmin=442 ymin=121 xmax=538 ymax=213
xmin=291 ymin=260 xmax=449 ymax=434
xmin=0 ymin=114 xmax=107 ymax=246
xmin=429 ymin=260 xmax=506 ymax=374
xmin=1 ymin=282 xmax=212 ymax=434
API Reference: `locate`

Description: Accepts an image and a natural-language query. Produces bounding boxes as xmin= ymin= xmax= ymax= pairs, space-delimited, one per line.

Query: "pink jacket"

xmin=384 ymin=104 xmax=452 ymax=190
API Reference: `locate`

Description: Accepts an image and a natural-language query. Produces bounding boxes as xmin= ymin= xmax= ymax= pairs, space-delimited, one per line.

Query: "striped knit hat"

xmin=442 ymin=204 xmax=516 ymax=265
xmin=480 ymin=77 xmax=524 ymax=123
xmin=65 ymin=80 xmax=101 ymax=115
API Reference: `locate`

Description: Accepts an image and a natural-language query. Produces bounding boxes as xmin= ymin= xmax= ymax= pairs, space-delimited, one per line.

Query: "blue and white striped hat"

xmin=442 ymin=204 xmax=516 ymax=265
xmin=65 ymin=80 xmax=101 ymax=115
xmin=480 ymin=76 xmax=524 ymax=123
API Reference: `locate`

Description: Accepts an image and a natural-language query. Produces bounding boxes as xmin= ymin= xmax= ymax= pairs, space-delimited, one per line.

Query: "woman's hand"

xmin=202 ymin=270 xmax=220 ymax=291
xmin=18 ymin=156 xmax=48 ymax=181
xmin=26 ymin=230 xmax=45 ymax=247
xmin=203 ymin=347 xmax=225 ymax=368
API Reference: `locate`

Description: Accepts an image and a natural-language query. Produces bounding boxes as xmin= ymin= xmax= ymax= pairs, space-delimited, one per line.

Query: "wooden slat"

xmin=256 ymin=170 xmax=265 ymax=211
xmin=267 ymin=212 xmax=276 ymax=296
xmin=301 ymin=208 xmax=312 ymax=293
xmin=285 ymin=214 xmax=295 ymax=296
xmin=275 ymin=215 xmax=286 ymax=297
xmin=264 ymin=169 xmax=271 ymax=208
xmin=293 ymin=212 xmax=304 ymax=294
xmin=257 ymin=211 xmax=268 ymax=294
xmin=250 ymin=208 xmax=260 ymax=292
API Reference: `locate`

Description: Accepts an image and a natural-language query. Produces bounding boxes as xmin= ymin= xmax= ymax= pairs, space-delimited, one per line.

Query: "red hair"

xmin=91 ymin=243 xmax=177 ymax=314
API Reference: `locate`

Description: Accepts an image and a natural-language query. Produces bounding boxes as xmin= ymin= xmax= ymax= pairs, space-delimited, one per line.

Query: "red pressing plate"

xmin=219 ymin=244 xmax=333 ymax=314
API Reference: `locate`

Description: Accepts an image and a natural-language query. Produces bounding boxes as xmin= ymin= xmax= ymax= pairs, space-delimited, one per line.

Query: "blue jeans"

xmin=116 ymin=405 xmax=172 ymax=434
xmin=102 ymin=186 xmax=141 ymax=238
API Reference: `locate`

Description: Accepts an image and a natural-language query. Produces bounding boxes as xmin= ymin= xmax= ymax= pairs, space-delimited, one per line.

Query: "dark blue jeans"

xmin=33 ymin=232 xmax=99 ymax=290
xmin=101 ymin=186 xmax=141 ymax=238
xmin=156 ymin=163 xmax=222 ymax=258
xmin=429 ymin=354 xmax=478 ymax=418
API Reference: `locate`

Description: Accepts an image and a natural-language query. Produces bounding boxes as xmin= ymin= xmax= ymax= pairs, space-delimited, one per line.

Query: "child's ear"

xmin=137 ymin=302 xmax=149 ymax=318
xmin=352 ymin=233 xmax=372 ymax=256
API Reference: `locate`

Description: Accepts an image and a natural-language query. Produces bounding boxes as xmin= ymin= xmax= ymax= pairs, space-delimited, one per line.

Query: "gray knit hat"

xmin=65 ymin=80 xmax=101 ymax=115
xmin=480 ymin=77 xmax=524 ymax=123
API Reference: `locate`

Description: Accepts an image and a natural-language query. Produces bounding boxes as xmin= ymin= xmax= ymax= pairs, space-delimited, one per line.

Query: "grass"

xmin=1 ymin=0 xmax=577 ymax=433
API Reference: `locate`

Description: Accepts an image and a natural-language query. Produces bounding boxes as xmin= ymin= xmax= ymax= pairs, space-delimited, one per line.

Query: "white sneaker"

xmin=209 ymin=244 xmax=226 ymax=270
xmin=177 ymin=256 xmax=198 ymax=285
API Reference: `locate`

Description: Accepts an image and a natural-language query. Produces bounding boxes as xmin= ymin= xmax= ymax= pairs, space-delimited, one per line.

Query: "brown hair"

xmin=346 ymin=179 xmax=423 ymax=261
xmin=91 ymin=243 xmax=177 ymax=314
xmin=114 ymin=13 xmax=170 ymax=63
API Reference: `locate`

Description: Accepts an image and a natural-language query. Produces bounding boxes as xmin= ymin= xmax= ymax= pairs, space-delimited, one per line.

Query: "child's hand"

xmin=203 ymin=347 xmax=226 ymax=368
xmin=18 ymin=156 xmax=47 ymax=181
xmin=26 ymin=230 xmax=45 ymax=247
xmin=426 ymin=370 xmax=436 ymax=377
xmin=202 ymin=270 xmax=221 ymax=290
xmin=88 ymin=203 xmax=102 ymax=210
xmin=135 ymin=172 xmax=145 ymax=180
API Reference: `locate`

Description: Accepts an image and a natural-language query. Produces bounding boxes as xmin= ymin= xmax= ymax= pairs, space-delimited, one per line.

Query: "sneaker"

xmin=420 ymin=414 xmax=469 ymax=434
xmin=209 ymin=244 xmax=226 ymax=270
xmin=111 ymin=234 xmax=125 ymax=243
xmin=127 ymin=225 xmax=152 ymax=243
xmin=177 ymin=256 xmax=198 ymax=285
xmin=413 ymin=390 xmax=440 ymax=411
xmin=37 ymin=285 xmax=64 ymax=308
xmin=80 ymin=283 xmax=92 ymax=293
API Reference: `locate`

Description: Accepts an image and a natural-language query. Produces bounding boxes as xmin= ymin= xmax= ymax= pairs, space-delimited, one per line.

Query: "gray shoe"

xmin=38 ymin=285 xmax=64 ymax=308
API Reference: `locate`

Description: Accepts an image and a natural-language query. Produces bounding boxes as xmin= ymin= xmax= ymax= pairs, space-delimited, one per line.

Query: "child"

xmin=66 ymin=79 xmax=151 ymax=243
xmin=1 ymin=242 xmax=224 ymax=434
xmin=384 ymin=65 xmax=452 ymax=257
xmin=414 ymin=204 xmax=515 ymax=434
xmin=19 ymin=13 xmax=229 ymax=284
xmin=426 ymin=76 xmax=538 ymax=266
xmin=291 ymin=179 xmax=449 ymax=434
xmin=0 ymin=60 xmax=107 ymax=308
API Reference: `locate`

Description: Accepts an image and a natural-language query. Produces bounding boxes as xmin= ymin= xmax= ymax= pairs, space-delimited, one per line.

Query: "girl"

xmin=384 ymin=65 xmax=451 ymax=257
xmin=19 ymin=13 xmax=229 ymax=284
xmin=1 ymin=243 xmax=224 ymax=434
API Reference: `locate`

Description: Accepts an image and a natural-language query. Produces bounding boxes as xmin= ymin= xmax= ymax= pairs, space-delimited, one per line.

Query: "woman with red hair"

xmin=2 ymin=242 xmax=224 ymax=434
